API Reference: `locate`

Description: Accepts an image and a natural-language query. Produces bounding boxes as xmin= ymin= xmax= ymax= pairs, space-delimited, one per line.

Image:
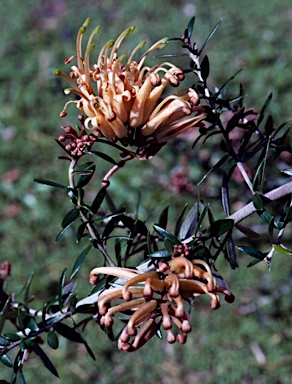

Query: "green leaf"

xmin=33 ymin=343 xmax=59 ymax=378
xmin=61 ymin=208 xmax=79 ymax=228
xmin=164 ymin=238 xmax=174 ymax=254
xmin=187 ymin=16 xmax=195 ymax=39
xmin=91 ymin=187 xmax=107 ymax=215
xmin=89 ymin=150 xmax=117 ymax=165
xmin=174 ymin=203 xmax=188 ymax=237
xmin=206 ymin=219 xmax=234 ymax=237
xmin=19 ymin=371 xmax=26 ymax=384
xmin=75 ymin=222 xmax=88 ymax=242
xmin=158 ymin=205 xmax=169 ymax=229
xmin=200 ymin=55 xmax=209 ymax=81
xmin=237 ymin=246 xmax=265 ymax=259
xmin=273 ymin=244 xmax=292 ymax=255
xmin=152 ymin=225 xmax=181 ymax=245
xmin=253 ymin=192 xmax=264 ymax=211
xmin=179 ymin=203 xmax=199 ymax=240
xmin=33 ymin=179 xmax=66 ymax=189
xmin=227 ymin=234 xmax=238 ymax=270
xmin=58 ymin=268 xmax=67 ymax=310
xmin=56 ymin=208 xmax=79 ymax=241
xmin=257 ymin=93 xmax=272 ymax=127
xmin=148 ymin=249 xmax=171 ymax=259
xmin=47 ymin=331 xmax=59 ymax=350
xmin=55 ymin=323 xmax=84 ymax=343
xmin=199 ymin=20 xmax=221 ymax=55
xmin=70 ymin=245 xmax=92 ymax=278
xmin=0 ymin=354 xmax=13 ymax=368
xmin=198 ymin=155 xmax=229 ymax=186
xmin=4 ymin=333 xmax=22 ymax=341
xmin=76 ymin=164 xmax=95 ymax=188
xmin=226 ymin=107 xmax=244 ymax=133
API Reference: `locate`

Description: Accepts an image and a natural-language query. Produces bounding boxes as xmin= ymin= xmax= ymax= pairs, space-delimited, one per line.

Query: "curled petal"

xmin=126 ymin=299 xmax=158 ymax=336
xmin=98 ymin=286 xmax=144 ymax=315
xmin=169 ymin=257 xmax=194 ymax=279
xmin=89 ymin=266 xmax=140 ymax=285
xmin=164 ymin=274 xmax=180 ymax=298
xmin=122 ymin=271 xmax=159 ymax=301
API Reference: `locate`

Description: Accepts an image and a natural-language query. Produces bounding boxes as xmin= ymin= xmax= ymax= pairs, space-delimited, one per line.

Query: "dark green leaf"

xmin=89 ymin=150 xmax=117 ymax=165
xmin=253 ymin=192 xmax=264 ymax=211
xmin=91 ymin=187 xmax=107 ymax=215
xmin=227 ymin=234 xmax=238 ymax=270
xmin=148 ymin=249 xmax=171 ymax=259
xmin=70 ymin=245 xmax=92 ymax=278
xmin=200 ymin=55 xmax=209 ymax=81
xmin=187 ymin=16 xmax=195 ymax=39
xmin=152 ymin=225 xmax=181 ymax=245
xmin=58 ymin=268 xmax=67 ymax=310
xmin=47 ymin=331 xmax=59 ymax=350
xmin=247 ymin=258 xmax=263 ymax=268
xmin=75 ymin=222 xmax=88 ymax=242
xmin=33 ymin=179 xmax=66 ymax=189
xmin=226 ymin=107 xmax=244 ymax=133
xmin=237 ymin=246 xmax=265 ymax=259
xmin=158 ymin=205 xmax=169 ymax=229
xmin=4 ymin=333 xmax=21 ymax=341
xmin=76 ymin=164 xmax=95 ymax=188
xmin=206 ymin=219 xmax=234 ymax=237
xmin=218 ymin=68 xmax=243 ymax=94
xmin=19 ymin=371 xmax=26 ymax=384
xmin=102 ymin=215 xmax=122 ymax=239
xmin=164 ymin=238 xmax=174 ymax=254
xmin=264 ymin=115 xmax=274 ymax=135
xmin=199 ymin=20 xmax=221 ymax=54
xmin=33 ymin=343 xmax=59 ymax=378
xmin=179 ymin=203 xmax=199 ymax=240
xmin=257 ymin=93 xmax=272 ymax=127
xmin=175 ymin=203 xmax=188 ymax=237
xmin=55 ymin=323 xmax=84 ymax=343
xmin=61 ymin=208 xmax=79 ymax=228
xmin=0 ymin=354 xmax=13 ymax=368
xmin=83 ymin=342 xmax=96 ymax=361
xmin=258 ymin=209 xmax=274 ymax=225
xmin=198 ymin=155 xmax=229 ymax=186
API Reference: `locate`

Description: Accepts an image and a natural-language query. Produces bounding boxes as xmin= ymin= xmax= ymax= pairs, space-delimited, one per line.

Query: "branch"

xmin=229 ymin=181 xmax=292 ymax=224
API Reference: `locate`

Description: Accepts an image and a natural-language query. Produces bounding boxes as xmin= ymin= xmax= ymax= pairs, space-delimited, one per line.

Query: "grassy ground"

xmin=0 ymin=0 xmax=291 ymax=382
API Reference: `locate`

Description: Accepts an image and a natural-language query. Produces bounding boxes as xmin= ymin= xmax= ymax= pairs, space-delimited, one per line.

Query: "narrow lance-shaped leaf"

xmin=58 ymin=268 xmax=67 ymax=310
xmin=179 ymin=203 xmax=199 ymax=240
xmin=257 ymin=93 xmax=272 ymax=127
xmin=89 ymin=150 xmax=117 ymax=165
xmin=198 ymin=154 xmax=229 ymax=186
xmin=175 ymin=203 xmax=188 ymax=237
xmin=227 ymin=234 xmax=238 ymax=270
xmin=158 ymin=205 xmax=169 ymax=229
xmin=33 ymin=343 xmax=59 ymax=378
xmin=199 ymin=20 xmax=221 ymax=54
xmin=206 ymin=219 xmax=234 ymax=237
xmin=33 ymin=179 xmax=66 ymax=189
xmin=76 ymin=164 xmax=96 ymax=188
xmin=71 ymin=245 xmax=92 ymax=278
xmin=152 ymin=225 xmax=181 ymax=245
xmin=221 ymin=173 xmax=230 ymax=216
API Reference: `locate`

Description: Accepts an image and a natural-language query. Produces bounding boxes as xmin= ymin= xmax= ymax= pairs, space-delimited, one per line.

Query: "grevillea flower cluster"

xmin=54 ymin=18 xmax=206 ymax=154
xmin=89 ymin=255 xmax=234 ymax=352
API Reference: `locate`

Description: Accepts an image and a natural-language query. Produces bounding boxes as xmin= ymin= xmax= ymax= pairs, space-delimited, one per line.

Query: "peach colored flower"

xmin=55 ymin=18 xmax=206 ymax=147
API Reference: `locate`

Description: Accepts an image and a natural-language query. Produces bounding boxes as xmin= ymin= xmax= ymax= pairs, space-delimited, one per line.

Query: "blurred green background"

xmin=0 ymin=0 xmax=291 ymax=382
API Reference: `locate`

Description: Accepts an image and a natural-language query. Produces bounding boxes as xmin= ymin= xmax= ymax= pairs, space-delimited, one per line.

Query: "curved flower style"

xmin=89 ymin=257 xmax=234 ymax=352
xmin=55 ymin=18 xmax=206 ymax=152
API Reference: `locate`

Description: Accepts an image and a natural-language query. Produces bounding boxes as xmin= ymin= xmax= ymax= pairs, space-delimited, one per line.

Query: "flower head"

xmin=89 ymin=255 xmax=234 ymax=351
xmin=55 ymin=19 xmax=206 ymax=154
